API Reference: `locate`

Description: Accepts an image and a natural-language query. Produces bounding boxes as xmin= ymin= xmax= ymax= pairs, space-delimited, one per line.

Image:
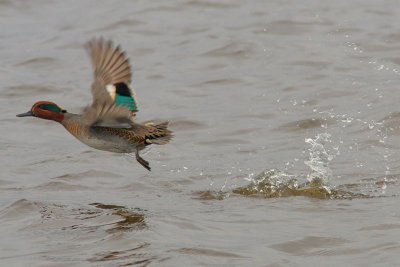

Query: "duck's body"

xmin=62 ymin=112 xmax=170 ymax=153
xmin=17 ymin=38 xmax=172 ymax=171
xmin=62 ymin=113 xmax=137 ymax=153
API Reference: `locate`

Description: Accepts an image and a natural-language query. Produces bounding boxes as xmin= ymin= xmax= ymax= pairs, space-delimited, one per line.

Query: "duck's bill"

xmin=16 ymin=111 xmax=34 ymax=117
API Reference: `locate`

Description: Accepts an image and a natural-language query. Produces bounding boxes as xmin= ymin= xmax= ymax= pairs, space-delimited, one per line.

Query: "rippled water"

xmin=1 ymin=0 xmax=400 ymax=266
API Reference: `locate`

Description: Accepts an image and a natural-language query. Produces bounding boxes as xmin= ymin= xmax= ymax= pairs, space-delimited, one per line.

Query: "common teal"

xmin=17 ymin=38 xmax=172 ymax=171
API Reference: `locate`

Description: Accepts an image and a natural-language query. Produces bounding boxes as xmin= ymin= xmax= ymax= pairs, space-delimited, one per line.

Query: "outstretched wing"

xmin=85 ymin=38 xmax=138 ymax=112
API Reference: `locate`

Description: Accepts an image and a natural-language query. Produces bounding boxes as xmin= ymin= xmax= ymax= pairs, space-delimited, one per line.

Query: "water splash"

xmin=228 ymin=133 xmax=372 ymax=199
xmin=232 ymin=169 xmax=303 ymax=198
xmin=304 ymin=133 xmax=338 ymax=185
xmin=245 ymin=169 xmax=297 ymax=195
xmin=230 ymin=168 xmax=369 ymax=199
xmin=195 ymin=127 xmax=390 ymax=200
xmin=233 ymin=133 xmax=338 ymax=198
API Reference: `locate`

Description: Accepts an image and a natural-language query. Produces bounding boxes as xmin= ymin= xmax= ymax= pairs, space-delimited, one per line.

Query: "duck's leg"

xmin=135 ymin=148 xmax=151 ymax=171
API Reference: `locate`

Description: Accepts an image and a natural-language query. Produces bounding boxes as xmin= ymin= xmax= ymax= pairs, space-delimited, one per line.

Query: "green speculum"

xmin=115 ymin=94 xmax=137 ymax=111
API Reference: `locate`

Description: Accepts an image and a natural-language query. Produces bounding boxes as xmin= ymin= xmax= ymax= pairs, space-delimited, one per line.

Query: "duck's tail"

xmin=144 ymin=121 xmax=173 ymax=145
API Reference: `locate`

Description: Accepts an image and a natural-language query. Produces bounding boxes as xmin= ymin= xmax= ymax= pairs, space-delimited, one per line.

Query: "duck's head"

xmin=17 ymin=101 xmax=67 ymax=122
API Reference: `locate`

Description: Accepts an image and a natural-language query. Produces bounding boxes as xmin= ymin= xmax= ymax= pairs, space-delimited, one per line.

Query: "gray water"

xmin=1 ymin=0 xmax=400 ymax=266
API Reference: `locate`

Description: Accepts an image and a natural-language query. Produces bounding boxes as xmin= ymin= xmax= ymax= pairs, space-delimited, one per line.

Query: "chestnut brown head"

xmin=17 ymin=101 xmax=66 ymax=123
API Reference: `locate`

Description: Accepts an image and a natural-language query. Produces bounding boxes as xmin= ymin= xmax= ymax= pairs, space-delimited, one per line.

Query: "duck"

xmin=17 ymin=38 xmax=172 ymax=171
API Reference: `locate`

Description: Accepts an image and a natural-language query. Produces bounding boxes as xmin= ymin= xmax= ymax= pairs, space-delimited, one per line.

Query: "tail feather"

xmin=145 ymin=121 xmax=173 ymax=145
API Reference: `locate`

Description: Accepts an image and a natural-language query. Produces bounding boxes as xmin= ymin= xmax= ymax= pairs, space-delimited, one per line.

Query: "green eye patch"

xmin=40 ymin=104 xmax=62 ymax=113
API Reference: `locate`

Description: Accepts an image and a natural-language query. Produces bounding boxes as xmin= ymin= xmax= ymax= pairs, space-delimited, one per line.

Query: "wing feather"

xmin=83 ymin=38 xmax=138 ymax=127
xmin=85 ymin=38 xmax=134 ymax=103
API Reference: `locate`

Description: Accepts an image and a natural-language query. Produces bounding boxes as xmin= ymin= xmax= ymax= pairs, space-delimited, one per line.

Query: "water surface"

xmin=1 ymin=0 xmax=400 ymax=266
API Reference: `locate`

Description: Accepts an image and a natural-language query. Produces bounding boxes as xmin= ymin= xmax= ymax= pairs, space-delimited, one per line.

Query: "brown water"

xmin=1 ymin=0 xmax=400 ymax=266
